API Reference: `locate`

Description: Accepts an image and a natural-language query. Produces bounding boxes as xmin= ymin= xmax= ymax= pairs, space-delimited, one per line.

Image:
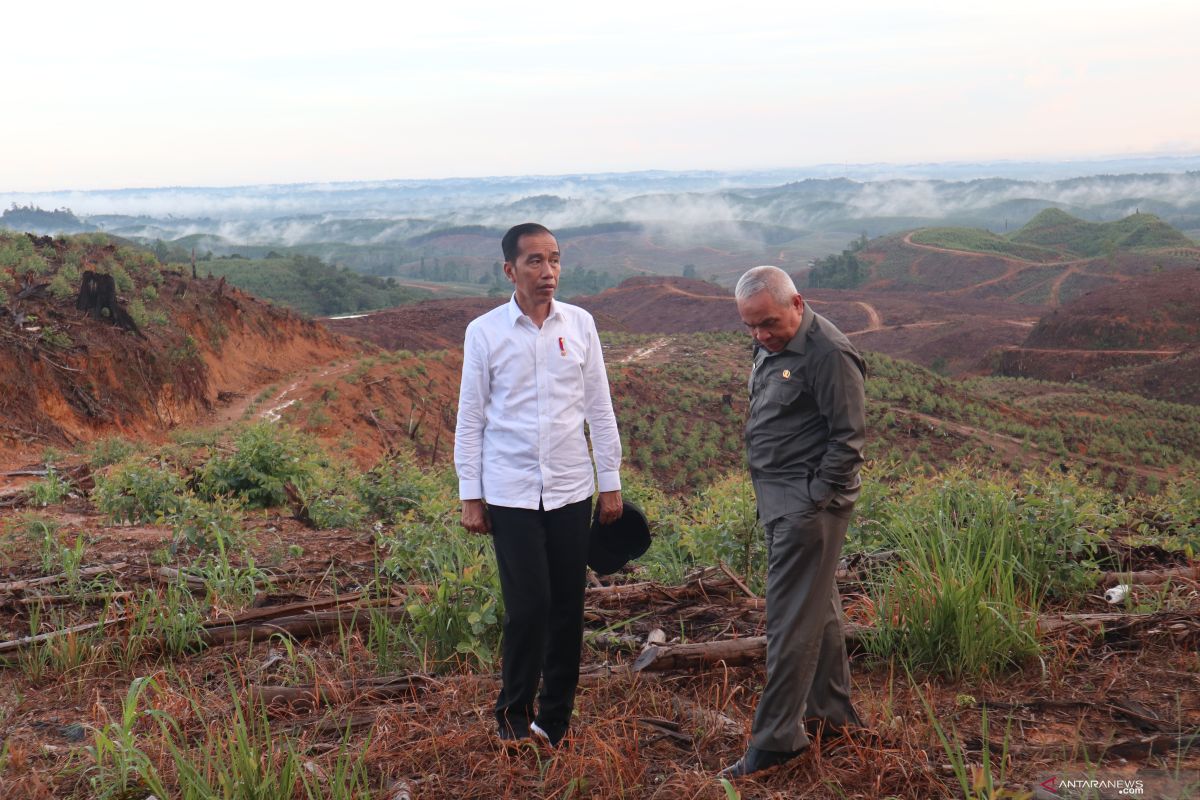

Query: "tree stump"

xmin=74 ymin=271 xmax=139 ymax=333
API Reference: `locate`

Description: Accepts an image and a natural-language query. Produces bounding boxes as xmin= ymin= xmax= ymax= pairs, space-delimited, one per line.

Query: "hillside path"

xmin=901 ymin=231 xmax=1084 ymax=298
xmin=1003 ymin=346 xmax=1184 ymax=356
xmin=621 ymin=337 xmax=672 ymax=363
xmin=901 ymin=231 xmax=1045 ymax=266
xmin=660 ymin=284 xmax=736 ymax=301
xmin=206 ymin=357 xmax=363 ymax=429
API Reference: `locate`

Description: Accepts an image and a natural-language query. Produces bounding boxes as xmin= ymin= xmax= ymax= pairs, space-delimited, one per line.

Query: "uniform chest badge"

xmin=781 ymin=369 xmax=791 ymax=380
xmin=558 ymin=337 xmax=566 ymax=357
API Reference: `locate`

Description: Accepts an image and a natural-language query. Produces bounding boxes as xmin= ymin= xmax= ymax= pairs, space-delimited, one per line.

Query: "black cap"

xmin=588 ymin=500 xmax=652 ymax=576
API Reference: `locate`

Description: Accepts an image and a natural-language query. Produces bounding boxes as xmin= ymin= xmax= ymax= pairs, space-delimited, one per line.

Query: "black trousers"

xmin=488 ymin=497 xmax=591 ymax=744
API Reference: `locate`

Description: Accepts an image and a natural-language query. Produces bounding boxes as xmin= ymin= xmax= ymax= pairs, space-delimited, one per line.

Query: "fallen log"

xmin=717 ymin=562 xmax=757 ymax=599
xmin=1038 ymin=610 xmax=1200 ymax=646
xmin=200 ymin=606 xmax=405 ymax=646
xmin=636 ymin=716 xmax=693 ymax=746
xmin=251 ymin=674 xmax=441 ymax=708
xmin=1099 ymin=564 xmax=1200 ymax=588
xmin=633 ymin=611 xmax=1193 ymax=673
xmin=288 ymin=710 xmax=382 ymax=737
xmin=634 ymin=636 xmax=765 ymax=672
xmin=204 ymin=592 xmax=370 ymax=627
xmin=584 ymin=572 xmax=751 ymax=608
xmin=0 ymin=488 xmax=27 ymax=509
xmin=154 ymin=566 xmax=207 ymax=591
xmin=5 ymin=591 xmax=133 ymax=608
xmin=0 ymin=562 xmax=127 ymax=594
xmin=0 ymin=615 xmax=131 ymax=655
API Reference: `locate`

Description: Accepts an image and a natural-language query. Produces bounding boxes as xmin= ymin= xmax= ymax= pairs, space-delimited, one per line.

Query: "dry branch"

xmin=0 ymin=562 xmax=126 ymax=594
xmin=0 ymin=615 xmax=131 ymax=655
xmin=154 ymin=566 xmax=207 ymax=590
xmin=204 ymin=592 xmax=368 ymax=627
xmin=250 ymin=674 xmax=441 ymax=708
xmin=5 ymin=591 xmax=133 ymax=608
xmin=200 ymin=606 xmax=404 ymax=646
xmin=717 ymin=562 xmax=757 ymax=599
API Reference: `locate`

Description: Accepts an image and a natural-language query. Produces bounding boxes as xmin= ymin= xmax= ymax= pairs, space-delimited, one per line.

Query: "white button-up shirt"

xmin=454 ymin=295 xmax=622 ymax=511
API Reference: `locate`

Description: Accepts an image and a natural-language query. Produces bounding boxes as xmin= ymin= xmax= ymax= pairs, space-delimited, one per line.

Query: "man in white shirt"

xmin=454 ymin=222 xmax=624 ymax=748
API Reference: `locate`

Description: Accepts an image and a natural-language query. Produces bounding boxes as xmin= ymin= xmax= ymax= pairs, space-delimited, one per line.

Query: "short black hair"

xmin=502 ymin=222 xmax=555 ymax=263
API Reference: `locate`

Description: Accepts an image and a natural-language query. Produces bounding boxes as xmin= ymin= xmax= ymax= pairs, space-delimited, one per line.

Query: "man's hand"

xmin=461 ymin=499 xmax=491 ymax=534
xmin=597 ymin=490 xmax=623 ymax=525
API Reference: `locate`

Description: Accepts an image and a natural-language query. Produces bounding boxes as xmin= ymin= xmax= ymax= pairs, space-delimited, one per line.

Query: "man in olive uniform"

xmin=721 ymin=265 xmax=867 ymax=778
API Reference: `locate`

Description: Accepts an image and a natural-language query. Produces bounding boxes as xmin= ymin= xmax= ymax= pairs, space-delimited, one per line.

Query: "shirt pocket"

xmin=549 ymin=335 xmax=587 ymax=410
xmin=762 ymin=376 xmax=803 ymax=406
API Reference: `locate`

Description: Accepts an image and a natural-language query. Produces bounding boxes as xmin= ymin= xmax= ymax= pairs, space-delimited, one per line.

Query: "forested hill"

xmin=186 ymin=253 xmax=429 ymax=316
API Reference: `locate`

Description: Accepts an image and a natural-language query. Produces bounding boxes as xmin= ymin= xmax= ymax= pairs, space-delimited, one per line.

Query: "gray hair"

xmin=735 ymin=265 xmax=798 ymax=306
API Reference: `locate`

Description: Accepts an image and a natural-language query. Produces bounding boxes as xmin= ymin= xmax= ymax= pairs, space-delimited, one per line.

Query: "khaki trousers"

xmin=750 ymin=504 xmax=860 ymax=753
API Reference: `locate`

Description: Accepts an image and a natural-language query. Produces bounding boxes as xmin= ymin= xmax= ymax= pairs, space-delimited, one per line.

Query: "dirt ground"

xmin=1 ymin=497 xmax=1198 ymax=799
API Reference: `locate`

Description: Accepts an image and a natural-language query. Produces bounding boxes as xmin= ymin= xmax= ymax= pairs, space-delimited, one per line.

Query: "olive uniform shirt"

xmin=746 ymin=302 xmax=867 ymax=523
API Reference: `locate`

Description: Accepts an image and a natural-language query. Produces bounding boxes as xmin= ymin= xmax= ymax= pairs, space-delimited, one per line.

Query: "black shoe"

xmin=719 ymin=746 xmax=804 ymax=778
xmin=498 ymin=720 xmax=531 ymax=745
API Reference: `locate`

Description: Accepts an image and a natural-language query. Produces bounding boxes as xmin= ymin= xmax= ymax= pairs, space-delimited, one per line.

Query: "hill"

xmin=190 ymin=254 xmax=430 ymax=316
xmin=860 ymin=212 xmax=1200 ymax=306
xmin=263 ymin=328 xmax=1200 ymax=493
xmin=325 ymin=276 xmax=1040 ymax=379
xmin=0 ymin=232 xmax=356 ymax=454
xmin=0 ymin=205 xmax=95 ymax=235
xmin=998 ymin=267 xmax=1200 ymax=404
xmin=321 ymin=297 xmax=506 ymax=351
xmin=1011 ymin=208 xmax=1195 ymax=256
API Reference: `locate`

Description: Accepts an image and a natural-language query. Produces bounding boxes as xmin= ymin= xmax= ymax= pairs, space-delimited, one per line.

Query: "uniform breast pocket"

xmin=763 ymin=377 xmax=803 ymax=406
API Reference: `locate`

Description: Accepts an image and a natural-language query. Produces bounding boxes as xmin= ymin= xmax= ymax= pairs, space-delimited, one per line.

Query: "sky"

xmin=3 ymin=0 xmax=1198 ymax=192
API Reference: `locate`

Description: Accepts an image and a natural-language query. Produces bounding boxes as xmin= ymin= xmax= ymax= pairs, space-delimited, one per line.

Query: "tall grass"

xmin=863 ymin=470 xmax=1110 ymax=678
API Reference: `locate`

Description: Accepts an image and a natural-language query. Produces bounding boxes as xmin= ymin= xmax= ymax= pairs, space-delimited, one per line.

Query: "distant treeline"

xmin=807 ymin=234 xmax=869 ymax=289
xmin=0 ymin=204 xmax=92 ymax=233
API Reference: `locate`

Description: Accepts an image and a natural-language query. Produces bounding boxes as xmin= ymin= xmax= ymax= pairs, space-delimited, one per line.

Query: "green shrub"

xmin=678 ymin=474 xmax=763 ymax=587
xmin=353 ymin=454 xmax=438 ymax=523
xmin=302 ymin=468 xmax=368 ymax=530
xmin=1131 ymin=473 xmax=1200 ymax=557
xmin=87 ymin=437 xmax=138 ymax=468
xmin=86 ymin=677 xmax=168 ymax=800
xmin=93 ymin=460 xmax=188 ymax=523
xmin=622 ymin=469 xmax=689 ymax=583
xmin=198 ymin=423 xmax=317 ymax=508
xmin=47 ymin=273 xmax=74 ymax=300
xmin=402 ymin=538 xmax=503 ymax=672
xmin=28 ymin=468 xmax=72 ymax=506
xmin=170 ymin=496 xmax=246 ymax=554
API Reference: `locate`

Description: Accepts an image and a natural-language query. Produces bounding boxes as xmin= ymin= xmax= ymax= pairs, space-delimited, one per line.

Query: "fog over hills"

xmin=3 ymin=156 xmax=1200 ymax=227
xmin=4 ymin=157 xmax=1200 ymax=284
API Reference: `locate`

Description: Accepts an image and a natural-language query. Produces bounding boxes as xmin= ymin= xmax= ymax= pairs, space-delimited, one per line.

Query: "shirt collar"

xmin=506 ymin=293 xmax=560 ymax=327
xmin=780 ymin=300 xmax=814 ymax=355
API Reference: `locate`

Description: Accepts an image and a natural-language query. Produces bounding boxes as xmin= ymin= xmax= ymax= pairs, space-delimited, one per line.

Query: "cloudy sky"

xmin=4 ymin=0 xmax=1197 ymax=192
